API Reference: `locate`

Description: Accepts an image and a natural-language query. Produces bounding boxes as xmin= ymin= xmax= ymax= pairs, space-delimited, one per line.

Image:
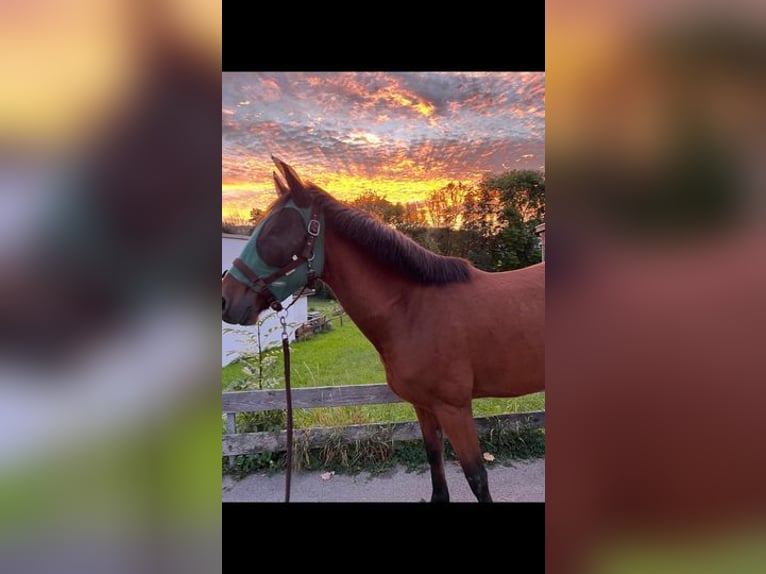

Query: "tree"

xmin=462 ymin=186 xmax=504 ymax=236
xmin=415 ymin=182 xmax=473 ymax=257
xmin=401 ymin=201 xmax=427 ymax=228
xmin=424 ymin=182 xmax=473 ymax=229
xmin=495 ymin=207 xmax=543 ymax=271
xmin=461 ymin=170 xmax=545 ymax=271
xmin=485 ymin=170 xmax=544 ymax=270
xmin=348 ymin=191 xmax=405 ymax=227
xmin=481 ymin=170 xmax=545 ymax=224
xmin=249 ymin=207 xmax=265 ymax=224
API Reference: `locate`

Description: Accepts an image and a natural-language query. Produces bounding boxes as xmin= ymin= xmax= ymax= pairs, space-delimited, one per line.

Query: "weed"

xmin=222 ymin=425 xmax=544 ymax=477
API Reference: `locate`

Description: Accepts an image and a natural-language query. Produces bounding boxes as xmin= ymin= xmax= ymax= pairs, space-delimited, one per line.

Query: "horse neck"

xmin=320 ymin=227 xmax=413 ymax=353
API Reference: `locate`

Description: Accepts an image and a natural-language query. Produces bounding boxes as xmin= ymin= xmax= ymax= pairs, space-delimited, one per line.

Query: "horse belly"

xmin=467 ymin=265 xmax=545 ymax=398
xmin=471 ymin=327 xmax=545 ymax=398
xmin=473 ymin=359 xmax=543 ymax=398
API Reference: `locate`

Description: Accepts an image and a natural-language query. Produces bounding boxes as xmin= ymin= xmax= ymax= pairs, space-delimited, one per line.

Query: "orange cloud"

xmin=222 ymin=73 xmax=545 ymax=221
xmin=316 ymin=74 xmax=436 ymax=118
xmin=376 ymin=85 xmax=435 ymax=117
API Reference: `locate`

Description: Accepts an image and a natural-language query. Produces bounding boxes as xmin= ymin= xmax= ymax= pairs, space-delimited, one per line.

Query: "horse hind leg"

xmin=435 ymin=405 xmax=492 ymax=502
xmin=414 ymin=406 xmax=449 ymax=502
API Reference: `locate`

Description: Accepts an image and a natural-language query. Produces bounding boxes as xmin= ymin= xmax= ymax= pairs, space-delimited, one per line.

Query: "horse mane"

xmin=306 ymin=184 xmax=471 ymax=285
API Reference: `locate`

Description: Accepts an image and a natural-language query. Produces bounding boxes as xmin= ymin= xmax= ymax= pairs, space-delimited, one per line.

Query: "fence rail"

xmin=222 ymin=383 xmax=400 ymax=413
xmin=222 ymin=383 xmax=544 ymax=456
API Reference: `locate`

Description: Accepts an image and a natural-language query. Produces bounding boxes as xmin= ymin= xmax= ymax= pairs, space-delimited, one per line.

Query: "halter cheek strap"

xmin=231 ymin=258 xmax=285 ymax=311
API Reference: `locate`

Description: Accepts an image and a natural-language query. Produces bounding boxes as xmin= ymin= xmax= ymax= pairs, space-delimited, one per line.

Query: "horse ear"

xmin=273 ymin=171 xmax=289 ymax=196
xmin=272 ymin=155 xmax=311 ymax=206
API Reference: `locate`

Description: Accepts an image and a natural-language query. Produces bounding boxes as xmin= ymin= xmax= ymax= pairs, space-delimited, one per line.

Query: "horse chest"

xmin=380 ymin=345 xmax=471 ymax=406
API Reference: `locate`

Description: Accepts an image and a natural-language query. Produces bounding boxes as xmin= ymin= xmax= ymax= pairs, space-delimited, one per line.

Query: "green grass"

xmin=223 ymin=296 xmax=544 ymax=429
xmin=306 ymin=298 xmax=341 ymax=316
xmin=222 ymin=295 xmax=545 ymax=475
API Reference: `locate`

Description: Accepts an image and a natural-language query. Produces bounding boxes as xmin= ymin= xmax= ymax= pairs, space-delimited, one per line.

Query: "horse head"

xmin=222 ymin=156 xmax=325 ymax=325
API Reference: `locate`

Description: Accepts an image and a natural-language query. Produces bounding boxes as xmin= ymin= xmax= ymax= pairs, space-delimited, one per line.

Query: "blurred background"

xmin=3 ymin=0 xmax=766 ymax=571
xmin=0 ymin=1 xmax=221 ymax=572
xmin=546 ymin=1 xmax=766 ymax=573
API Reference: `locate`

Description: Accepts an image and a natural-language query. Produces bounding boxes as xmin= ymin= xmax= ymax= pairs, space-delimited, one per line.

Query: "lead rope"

xmin=279 ymin=314 xmax=293 ymax=503
xmin=275 ymin=284 xmax=314 ymax=502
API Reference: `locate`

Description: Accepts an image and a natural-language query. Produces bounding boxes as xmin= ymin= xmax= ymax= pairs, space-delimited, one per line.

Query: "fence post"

xmin=226 ymin=412 xmax=236 ymax=469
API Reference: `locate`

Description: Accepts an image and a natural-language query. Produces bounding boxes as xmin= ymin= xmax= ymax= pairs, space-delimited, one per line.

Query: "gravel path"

xmin=222 ymin=457 xmax=544 ymax=503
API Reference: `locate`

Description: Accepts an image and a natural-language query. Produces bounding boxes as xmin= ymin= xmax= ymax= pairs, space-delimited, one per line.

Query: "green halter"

xmin=227 ymin=198 xmax=325 ymax=310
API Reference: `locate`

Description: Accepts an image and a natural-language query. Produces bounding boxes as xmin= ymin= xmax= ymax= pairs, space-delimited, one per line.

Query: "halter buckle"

xmin=307 ymin=218 xmax=321 ymax=237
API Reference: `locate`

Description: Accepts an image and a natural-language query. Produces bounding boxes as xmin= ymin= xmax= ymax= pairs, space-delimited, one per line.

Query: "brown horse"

xmin=222 ymin=157 xmax=545 ymax=502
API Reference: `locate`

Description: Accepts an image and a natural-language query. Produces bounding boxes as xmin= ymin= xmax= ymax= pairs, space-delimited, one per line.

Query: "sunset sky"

xmin=222 ymin=72 xmax=545 ymax=221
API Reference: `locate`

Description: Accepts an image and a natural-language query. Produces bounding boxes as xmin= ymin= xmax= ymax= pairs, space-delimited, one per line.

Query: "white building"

xmin=534 ymin=222 xmax=545 ymax=261
xmin=222 ymin=233 xmax=308 ymax=367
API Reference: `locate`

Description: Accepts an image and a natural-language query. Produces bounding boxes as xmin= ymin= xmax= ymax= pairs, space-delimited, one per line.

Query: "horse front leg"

xmin=436 ymin=405 xmax=492 ymax=502
xmin=414 ymin=406 xmax=449 ymax=502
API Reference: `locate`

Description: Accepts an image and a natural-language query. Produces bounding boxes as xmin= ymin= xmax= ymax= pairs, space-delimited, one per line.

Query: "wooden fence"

xmin=222 ymin=383 xmax=545 ymax=457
